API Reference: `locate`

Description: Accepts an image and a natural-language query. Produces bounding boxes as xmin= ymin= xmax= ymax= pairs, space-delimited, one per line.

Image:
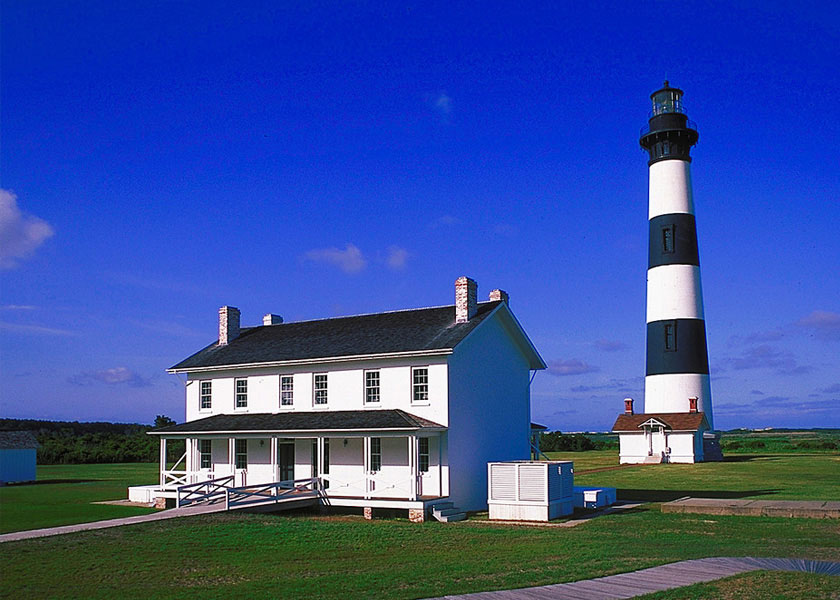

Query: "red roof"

xmin=611 ymin=412 xmax=708 ymax=432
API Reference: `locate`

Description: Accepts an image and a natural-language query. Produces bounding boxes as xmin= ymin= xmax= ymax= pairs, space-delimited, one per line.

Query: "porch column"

xmin=229 ymin=438 xmax=235 ymax=473
xmin=408 ymin=434 xmax=418 ymax=501
xmin=317 ymin=437 xmax=325 ymax=485
xmin=270 ymin=437 xmax=278 ymax=488
xmin=363 ymin=436 xmax=370 ymax=500
xmin=159 ymin=438 xmax=167 ymax=486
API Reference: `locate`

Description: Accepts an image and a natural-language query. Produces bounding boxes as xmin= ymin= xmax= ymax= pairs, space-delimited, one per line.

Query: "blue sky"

xmin=1 ymin=1 xmax=838 ymax=430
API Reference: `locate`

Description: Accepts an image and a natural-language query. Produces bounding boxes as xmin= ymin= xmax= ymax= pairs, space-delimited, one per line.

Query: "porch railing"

xmin=161 ymin=451 xmax=188 ymax=486
xmin=176 ymin=475 xmax=234 ymax=508
xmin=225 ymin=477 xmax=322 ymax=510
xmin=320 ymin=473 xmax=424 ymax=500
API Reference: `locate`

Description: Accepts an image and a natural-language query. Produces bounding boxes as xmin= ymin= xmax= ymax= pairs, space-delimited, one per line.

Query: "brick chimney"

xmin=688 ymin=397 xmax=698 ymax=413
xmin=489 ymin=289 xmax=509 ymax=304
xmin=263 ymin=313 xmax=283 ymax=326
xmin=624 ymin=398 xmax=634 ymax=415
xmin=218 ymin=306 xmax=240 ymax=346
xmin=455 ymin=276 xmax=477 ymax=323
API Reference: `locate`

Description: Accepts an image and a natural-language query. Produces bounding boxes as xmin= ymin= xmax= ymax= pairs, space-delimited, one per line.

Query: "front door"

xmin=278 ymin=442 xmax=294 ymax=482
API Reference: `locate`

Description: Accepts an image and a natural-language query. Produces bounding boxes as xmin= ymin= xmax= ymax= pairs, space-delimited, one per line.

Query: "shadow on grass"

xmin=617 ymin=489 xmax=782 ymax=502
xmin=721 ymin=454 xmax=779 ymax=463
xmin=7 ymin=479 xmax=101 ymax=486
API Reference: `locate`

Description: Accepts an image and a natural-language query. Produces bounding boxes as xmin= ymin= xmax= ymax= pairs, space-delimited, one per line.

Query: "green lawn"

xmin=545 ymin=451 xmax=840 ymax=501
xmin=1 ymin=456 xmax=838 ymax=598
xmin=639 ymin=570 xmax=840 ymax=599
xmin=1 ymin=505 xmax=838 ymax=599
xmin=0 ymin=463 xmax=158 ymax=533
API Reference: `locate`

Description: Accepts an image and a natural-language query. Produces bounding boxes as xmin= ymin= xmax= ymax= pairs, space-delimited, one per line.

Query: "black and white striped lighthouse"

xmin=639 ymin=82 xmax=714 ymax=429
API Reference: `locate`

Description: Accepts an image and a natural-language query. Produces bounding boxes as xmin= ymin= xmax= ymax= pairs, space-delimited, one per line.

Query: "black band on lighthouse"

xmin=649 ymin=213 xmax=699 ymax=268
xmin=646 ymin=318 xmax=710 ymax=375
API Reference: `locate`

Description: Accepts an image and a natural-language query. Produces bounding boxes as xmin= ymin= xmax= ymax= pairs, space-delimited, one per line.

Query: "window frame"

xmin=235 ymin=378 xmax=248 ymax=409
xmin=280 ymin=375 xmax=294 ymax=407
xmin=411 ymin=367 xmax=429 ymax=404
xmin=199 ymin=380 xmax=212 ymax=411
xmin=199 ymin=439 xmax=212 ymax=469
xmin=664 ymin=321 xmax=677 ymax=352
xmin=364 ymin=370 xmax=381 ymax=404
xmin=234 ymin=439 xmax=248 ymax=470
xmin=313 ymin=373 xmax=328 ymax=406
xmin=418 ymin=437 xmax=430 ymax=473
xmin=370 ymin=437 xmax=381 ymax=472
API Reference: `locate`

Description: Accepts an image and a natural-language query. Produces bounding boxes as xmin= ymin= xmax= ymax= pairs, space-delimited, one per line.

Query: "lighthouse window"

xmin=662 ymin=225 xmax=676 ymax=254
xmin=664 ymin=321 xmax=677 ymax=352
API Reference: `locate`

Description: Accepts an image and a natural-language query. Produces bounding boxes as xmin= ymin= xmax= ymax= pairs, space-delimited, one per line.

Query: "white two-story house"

xmin=149 ymin=277 xmax=545 ymax=518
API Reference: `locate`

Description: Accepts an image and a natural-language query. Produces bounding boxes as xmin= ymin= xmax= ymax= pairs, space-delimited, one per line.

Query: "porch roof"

xmin=149 ymin=409 xmax=446 ymax=436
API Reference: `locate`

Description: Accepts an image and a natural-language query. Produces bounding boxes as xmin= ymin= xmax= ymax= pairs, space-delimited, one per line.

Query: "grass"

xmin=0 ymin=463 xmax=158 ymax=533
xmin=638 ymin=570 xmax=840 ymax=599
xmin=1 ymin=504 xmax=838 ymax=599
xmin=1 ymin=454 xmax=838 ymax=598
xmin=545 ymin=451 xmax=840 ymax=501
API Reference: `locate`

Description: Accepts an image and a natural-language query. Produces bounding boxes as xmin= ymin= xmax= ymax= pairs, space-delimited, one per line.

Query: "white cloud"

xmin=0 ymin=305 xmax=37 ymax=311
xmin=547 ymin=359 xmax=600 ymax=377
xmin=0 ymin=321 xmax=73 ymax=336
xmin=303 ymin=243 xmax=367 ymax=274
xmin=435 ymin=92 xmax=452 ymax=115
xmin=796 ymin=310 xmax=840 ymax=341
xmin=69 ymin=367 xmax=151 ymax=388
xmin=386 ymin=246 xmax=409 ymax=270
xmin=0 ymin=189 xmax=54 ymax=269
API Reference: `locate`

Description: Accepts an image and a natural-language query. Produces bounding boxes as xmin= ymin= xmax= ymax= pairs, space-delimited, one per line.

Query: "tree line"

xmin=538 ymin=431 xmax=618 ymax=452
xmin=0 ymin=417 xmax=184 ymax=465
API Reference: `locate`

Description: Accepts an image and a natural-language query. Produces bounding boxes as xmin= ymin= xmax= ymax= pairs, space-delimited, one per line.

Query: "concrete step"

xmin=643 ymin=455 xmax=662 ymax=464
xmin=430 ymin=501 xmax=454 ymax=511
xmin=434 ymin=508 xmax=462 ymax=517
xmin=436 ymin=511 xmax=466 ymax=523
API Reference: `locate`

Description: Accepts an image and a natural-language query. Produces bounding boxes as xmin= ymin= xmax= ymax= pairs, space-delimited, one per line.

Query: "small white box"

xmin=573 ymin=486 xmax=617 ymax=509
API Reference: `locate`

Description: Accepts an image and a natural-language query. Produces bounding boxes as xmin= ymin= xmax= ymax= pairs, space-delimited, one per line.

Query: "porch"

xmin=144 ymin=409 xmax=450 ymax=508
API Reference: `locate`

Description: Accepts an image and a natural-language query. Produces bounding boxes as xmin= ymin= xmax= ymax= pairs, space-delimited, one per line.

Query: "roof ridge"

xmin=252 ymin=301 xmax=499 ymax=327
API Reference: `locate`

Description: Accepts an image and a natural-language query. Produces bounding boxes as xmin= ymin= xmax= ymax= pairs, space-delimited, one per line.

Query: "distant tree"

xmin=154 ymin=415 xmax=176 ymax=428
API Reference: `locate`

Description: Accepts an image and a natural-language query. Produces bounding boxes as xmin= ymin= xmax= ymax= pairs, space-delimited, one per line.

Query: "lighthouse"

xmin=639 ymin=82 xmax=713 ymax=428
xmin=612 ymin=82 xmax=721 ymax=464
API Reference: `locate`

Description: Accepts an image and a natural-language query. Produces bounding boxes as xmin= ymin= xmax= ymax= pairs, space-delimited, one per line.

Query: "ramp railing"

xmin=225 ymin=477 xmax=322 ymax=510
xmin=176 ymin=475 xmax=235 ymax=508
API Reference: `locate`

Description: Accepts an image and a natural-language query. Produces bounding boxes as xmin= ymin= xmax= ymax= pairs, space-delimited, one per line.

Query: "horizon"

xmin=1 ymin=2 xmax=838 ymax=431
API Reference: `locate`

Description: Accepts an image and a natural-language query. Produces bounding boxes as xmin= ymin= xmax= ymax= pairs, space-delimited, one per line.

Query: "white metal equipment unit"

xmin=487 ymin=460 xmax=574 ymax=522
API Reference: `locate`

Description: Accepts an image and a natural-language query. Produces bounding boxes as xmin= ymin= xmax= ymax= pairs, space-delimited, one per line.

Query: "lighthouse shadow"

xmin=616 ymin=488 xmax=781 ymax=502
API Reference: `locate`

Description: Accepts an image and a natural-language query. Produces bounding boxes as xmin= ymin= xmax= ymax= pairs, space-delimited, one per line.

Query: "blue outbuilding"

xmin=0 ymin=431 xmax=38 ymax=484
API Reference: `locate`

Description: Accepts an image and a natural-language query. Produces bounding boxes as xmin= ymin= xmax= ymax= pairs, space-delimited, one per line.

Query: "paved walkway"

xmin=431 ymin=557 xmax=840 ymax=599
xmin=662 ymin=498 xmax=840 ymax=519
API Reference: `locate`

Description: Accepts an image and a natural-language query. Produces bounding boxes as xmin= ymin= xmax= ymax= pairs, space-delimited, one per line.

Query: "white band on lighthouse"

xmin=646 ymin=265 xmax=705 ymax=322
xmin=649 ymin=160 xmax=695 ymax=218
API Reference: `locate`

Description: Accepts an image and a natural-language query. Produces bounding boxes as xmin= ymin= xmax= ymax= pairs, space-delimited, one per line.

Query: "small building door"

xmin=277 ymin=442 xmax=294 ymax=482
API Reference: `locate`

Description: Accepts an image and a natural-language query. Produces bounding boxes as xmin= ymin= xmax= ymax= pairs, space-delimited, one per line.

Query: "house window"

xmin=662 ymin=225 xmax=676 ymax=254
xmin=370 ymin=437 xmax=381 ymax=472
xmin=314 ymin=374 xmax=328 ymax=405
xmin=418 ymin=438 xmax=429 ymax=473
xmin=235 ymin=379 xmax=248 ymax=408
xmin=199 ymin=439 xmax=211 ymax=469
xmin=200 ymin=381 xmax=212 ymax=410
xmin=280 ymin=375 xmax=294 ymax=406
xmin=664 ymin=321 xmax=677 ymax=352
xmin=235 ymin=439 xmax=247 ymax=469
xmin=365 ymin=371 xmax=380 ymax=403
xmin=412 ymin=367 xmax=429 ymax=403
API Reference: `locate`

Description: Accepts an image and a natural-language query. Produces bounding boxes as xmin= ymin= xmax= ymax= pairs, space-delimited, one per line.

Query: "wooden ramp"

xmin=431 ymin=557 xmax=840 ymax=599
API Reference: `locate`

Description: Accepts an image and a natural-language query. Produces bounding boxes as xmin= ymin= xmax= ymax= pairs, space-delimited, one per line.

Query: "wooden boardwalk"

xmin=432 ymin=557 xmax=840 ymax=599
xmin=662 ymin=498 xmax=840 ymax=519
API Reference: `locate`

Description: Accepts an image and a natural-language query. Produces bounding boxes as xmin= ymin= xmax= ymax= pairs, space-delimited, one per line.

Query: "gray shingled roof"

xmin=0 ymin=431 xmax=39 ymax=449
xmin=169 ymin=301 xmax=502 ymax=371
xmin=149 ymin=409 xmax=446 ymax=435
